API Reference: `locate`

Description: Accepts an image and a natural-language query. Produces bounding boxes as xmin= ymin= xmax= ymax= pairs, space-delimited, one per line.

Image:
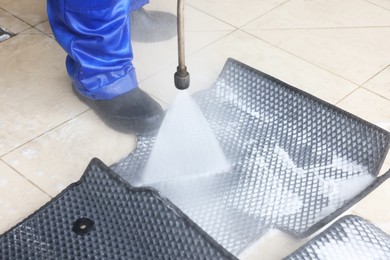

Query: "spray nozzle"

xmin=175 ymin=0 xmax=190 ymax=90
xmin=174 ymin=66 xmax=190 ymax=90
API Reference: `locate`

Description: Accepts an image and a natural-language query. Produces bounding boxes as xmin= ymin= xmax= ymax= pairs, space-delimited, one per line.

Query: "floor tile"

xmin=335 ymin=84 xmax=390 ymax=237
xmin=186 ymin=0 xmax=288 ymax=28
xmin=351 ymin=179 xmax=390 ymax=234
xmin=35 ymin=20 xmax=53 ymax=36
xmin=240 ymin=210 xmax=354 ymax=260
xmin=366 ymin=0 xmax=390 ymax=10
xmin=0 ymin=30 xmax=87 ymax=156
xmin=337 ymin=87 xmax=390 ymax=175
xmin=18 ymin=27 xmax=43 ymax=35
xmin=381 ymin=152 xmax=390 ymax=176
xmin=240 ymin=230 xmax=310 ymax=260
xmin=2 ymin=111 xmax=137 ymax=197
xmin=1 ymin=0 xmax=390 ymax=255
xmin=245 ymin=28 xmax=390 ymax=85
xmin=142 ymin=30 xmax=358 ymax=105
xmin=132 ymin=5 xmax=234 ymax=81
xmin=243 ymin=0 xmax=390 ymax=29
xmin=0 ymin=0 xmax=47 ymax=26
xmin=337 ymin=88 xmax=390 ymax=132
xmin=363 ymin=65 xmax=390 ymax=100
xmin=0 ymin=160 xmax=51 ymax=234
xmin=0 ymin=8 xmax=30 ymax=33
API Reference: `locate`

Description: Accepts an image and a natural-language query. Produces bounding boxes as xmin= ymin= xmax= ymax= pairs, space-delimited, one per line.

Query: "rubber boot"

xmin=47 ymin=0 xmax=163 ymax=133
xmin=131 ymin=7 xmax=177 ymax=42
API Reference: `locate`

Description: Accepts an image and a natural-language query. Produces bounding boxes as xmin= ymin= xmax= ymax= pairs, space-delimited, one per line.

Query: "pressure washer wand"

xmin=174 ymin=0 xmax=190 ymax=90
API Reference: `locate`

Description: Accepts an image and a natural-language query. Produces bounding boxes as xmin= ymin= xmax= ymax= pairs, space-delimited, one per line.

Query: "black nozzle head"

xmin=174 ymin=66 xmax=190 ymax=90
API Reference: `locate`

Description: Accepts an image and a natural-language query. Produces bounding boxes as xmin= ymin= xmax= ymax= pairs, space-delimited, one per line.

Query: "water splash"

xmin=140 ymin=90 xmax=230 ymax=185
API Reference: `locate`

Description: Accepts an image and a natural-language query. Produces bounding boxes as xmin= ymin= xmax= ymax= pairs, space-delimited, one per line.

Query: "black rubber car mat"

xmin=0 ymin=158 xmax=237 ymax=260
xmin=285 ymin=215 xmax=390 ymax=260
xmin=112 ymin=58 xmax=390 ymax=255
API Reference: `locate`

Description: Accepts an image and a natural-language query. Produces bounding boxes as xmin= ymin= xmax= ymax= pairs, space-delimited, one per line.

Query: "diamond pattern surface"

xmin=112 ymin=58 xmax=390 ymax=255
xmin=285 ymin=215 xmax=390 ymax=260
xmin=0 ymin=159 xmax=236 ymax=259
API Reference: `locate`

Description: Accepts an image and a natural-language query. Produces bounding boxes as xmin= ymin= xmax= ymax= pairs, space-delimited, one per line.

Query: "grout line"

xmin=0 ymin=158 xmax=53 ymax=198
xmin=3 ymin=29 xmax=56 ymax=47
xmin=0 ymin=7 xmax=33 ymax=27
xmin=247 ymin=25 xmax=390 ymax=31
xmin=139 ymin=29 xmax=239 ymax=104
xmin=0 ymin=6 xmax=41 ymax=28
xmin=185 ymin=3 xmax=239 ymax=29
xmin=137 ymin=29 xmax=239 ymax=105
xmin=17 ymin=26 xmax=35 ymax=34
xmin=0 ymin=7 xmax=33 ymax=35
xmin=359 ymin=64 xmax=390 ymax=102
xmin=182 ymin=28 xmax=238 ymax=58
xmin=335 ymin=87 xmax=361 ymax=105
xmin=186 ymin=0 xmax=292 ymax=29
xmin=34 ymin=30 xmax=54 ymax=39
xmin=363 ymin=0 xmax=390 ymax=12
xmin=361 ymin=86 xmax=390 ymax=102
xmin=240 ymin=0 xmax=291 ymax=28
xmin=138 ymin=29 xmax=238 ymax=85
xmin=241 ymin=29 xmax=363 ymax=87
xmin=360 ymin=64 xmax=390 ymax=86
xmin=0 ymin=108 xmax=91 ymax=158
xmin=33 ymin=20 xmax=55 ymax=39
xmin=182 ymin=29 xmax=237 ymax=33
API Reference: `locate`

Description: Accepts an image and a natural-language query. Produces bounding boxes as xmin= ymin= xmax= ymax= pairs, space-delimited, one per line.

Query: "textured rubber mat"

xmin=0 ymin=159 xmax=236 ymax=259
xmin=285 ymin=215 xmax=390 ymax=260
xmin=112 ymin=58 xmax=390 ymax=255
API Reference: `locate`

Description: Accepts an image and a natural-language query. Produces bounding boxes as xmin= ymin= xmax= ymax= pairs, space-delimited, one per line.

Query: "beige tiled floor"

xmin=0 ymin=0 xmax=389 ymax=259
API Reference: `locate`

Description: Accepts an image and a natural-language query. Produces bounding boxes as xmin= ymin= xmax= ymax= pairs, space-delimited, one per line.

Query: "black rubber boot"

xmin=130 ymin=7 xmax=176 ymax=42
xmin=73 ymin=86 xmax=164 ymax=133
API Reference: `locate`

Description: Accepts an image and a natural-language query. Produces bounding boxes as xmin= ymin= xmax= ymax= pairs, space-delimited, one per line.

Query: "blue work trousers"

xmin=47 ymin=0 xmax=148 ymax=99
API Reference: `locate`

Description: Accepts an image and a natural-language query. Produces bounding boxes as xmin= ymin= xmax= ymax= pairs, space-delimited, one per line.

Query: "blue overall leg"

xmin=47 ymin=0 xmax=148 ymax=100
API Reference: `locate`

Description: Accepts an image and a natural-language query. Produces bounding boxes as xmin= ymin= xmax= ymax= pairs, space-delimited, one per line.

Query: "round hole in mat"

xmin=72 ymin=218 xmax=94 ymax=235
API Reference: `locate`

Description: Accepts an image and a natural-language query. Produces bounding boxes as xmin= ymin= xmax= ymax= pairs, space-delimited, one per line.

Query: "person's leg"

xmin=47 ymin=0 xmax=163 ymax=133
xmin=48 ymin=0 xmax=136 ymax=99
